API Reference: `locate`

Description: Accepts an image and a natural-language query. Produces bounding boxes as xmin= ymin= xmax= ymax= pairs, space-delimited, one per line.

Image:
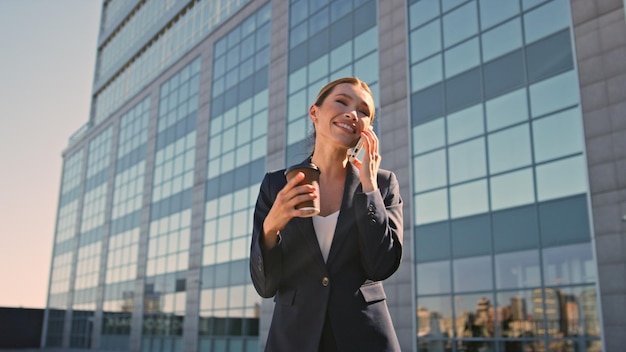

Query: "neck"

xmin=311 ymin=146 xmax=350 ymax=180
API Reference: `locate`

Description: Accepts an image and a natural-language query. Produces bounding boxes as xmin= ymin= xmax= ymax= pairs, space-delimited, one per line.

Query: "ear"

xmin=309 ymin=104 xmax=318 ymax=122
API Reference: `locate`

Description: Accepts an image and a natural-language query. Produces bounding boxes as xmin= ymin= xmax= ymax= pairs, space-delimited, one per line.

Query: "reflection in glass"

xmin=417 ymin=261 xmax=452 ymax=295
xmin=450 ymin=179 xmax=488 ymax=218
xmin=532 ymin=107 xmax=584 ymax=163
xmin=453 ymin=255 xmax=493 ymax=292
xmin=494 ymin=250 xmax=541 ymax=289
xmin=455 ymin=293 xmax=496 ymax=338
xmin=543 ymin=243 xmax=596 ymax=285
xmin=490 ymin=168 xmax=535 ymax=210
xmin=409 ymin=0 xmax=440 ymax=29
xmin=497 ymin=290 xmax=543 ymax=338
xmin=417 ymin=296 xmax=454 ymax=337
xmin=536 ymin=155 xmax=587 ymax=202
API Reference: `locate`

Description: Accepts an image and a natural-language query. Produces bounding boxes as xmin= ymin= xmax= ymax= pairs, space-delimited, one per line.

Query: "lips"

xmin=335 ymin=122 xmax=357 ymax=134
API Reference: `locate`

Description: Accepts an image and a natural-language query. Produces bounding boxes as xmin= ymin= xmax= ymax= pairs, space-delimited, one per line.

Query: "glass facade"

xmin=408 ymin=0 xmax=601 ymax=350
xmin=44 ymin=0 xmax=617 ymax=350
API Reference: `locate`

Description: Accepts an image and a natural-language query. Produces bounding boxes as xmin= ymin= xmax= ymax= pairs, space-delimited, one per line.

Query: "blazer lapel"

xmin=326 ymin=163 xmax=361 ymax=267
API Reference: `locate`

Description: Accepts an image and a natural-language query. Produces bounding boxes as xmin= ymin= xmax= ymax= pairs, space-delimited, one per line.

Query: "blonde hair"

xmin=313 ymin=77 xmax=375 ymax=121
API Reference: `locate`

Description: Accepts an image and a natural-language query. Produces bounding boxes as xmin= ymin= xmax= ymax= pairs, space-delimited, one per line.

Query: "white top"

xmin=312 ymin=210 xmax=340 ymax=263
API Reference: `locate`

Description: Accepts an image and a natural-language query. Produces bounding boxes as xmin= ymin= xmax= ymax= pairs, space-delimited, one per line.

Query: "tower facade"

xmin=43 ymin=0 xmax=626 ymax=351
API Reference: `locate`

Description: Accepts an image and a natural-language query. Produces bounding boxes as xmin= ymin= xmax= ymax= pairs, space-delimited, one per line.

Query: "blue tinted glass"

xmin=488 ymin=124 xmax=532 ymax=174
xmin=543 ymin=243 xmax=596 ymax=285
xmin=290 ymin=0 xmax=308 ymax=27
xmin=410 ymin=20 xmax=441 ymax=63
xmin=443 ymin=1 xmax=478 ymax=48
xmin=455 ymin=293 xmax=497 ymax=339
xmin=446 ymin=104 xmax=483 ymax=144
xmin=415 ymin=189 xmax=449 ymax=225
xmin=485 ymin=87 xmax=528 ymax=132
xmin=290 ymin=22 xmax=307 ymax=48
xmin=444 ymin=37 xmax=479 ymax=77
xmin=450 ymin=179 xmax=488 ymax=218
xmin=494 ymin=249 xmax=541 ymax=289
xmin=478 ymin=0 xmax=519 ymax=30
xmin=354 ymin=52 xmax=378 ymax=84
xmin=497 ymin=290 xmax=544 ymax=338
xmin=523 ymin=0 xmax=571 ymax=44
xmin=529 ymin=71 xmax=579 ymax=118
xmin=411 ymin=55 xmax=443 ymax=92
xmin=532 ymin=107 xmax=584 ymax=163
xmin=414 ymin=150 xmax=448 ymax=192
xmin=481 ymin=18 xmax=522 ymax=62
xmin=354 ymin=27 xmax=378 ymax=58
xmin=441 ymin=0 xmax=465 ymax=12
xmin=453 ymin=256 xmax=493 ymax=291
xmin=449 ymin=137 xmax=486 ymax=183
xmin=490 ymin=168 xmax=535 ymax=210
xmin=409 ymin=0 xmax=440 ymax=29
xmin=413 ymin=117 xmax=445 ymax=154
xmin=536 ymin=155 xmax=587 ymax=201
xmin=330 ymin=41 xmax=352 ymax=72
xmin=417 ymin=261 xmax=451 ymax=294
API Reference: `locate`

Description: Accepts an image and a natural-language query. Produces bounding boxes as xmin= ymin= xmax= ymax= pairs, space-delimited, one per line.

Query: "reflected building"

xmin=42 ymin=0 xmax=625 ymax=351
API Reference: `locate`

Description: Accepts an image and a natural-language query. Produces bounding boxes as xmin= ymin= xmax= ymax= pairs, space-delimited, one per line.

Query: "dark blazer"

xmin=250 ymin=160 xmax=403 ymax=351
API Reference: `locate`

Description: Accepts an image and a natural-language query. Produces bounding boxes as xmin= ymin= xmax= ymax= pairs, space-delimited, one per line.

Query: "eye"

xmin=336 ymin=99 xmax=347 ymax=105
xmin=358 ymin=110 xmax=369 ymax=117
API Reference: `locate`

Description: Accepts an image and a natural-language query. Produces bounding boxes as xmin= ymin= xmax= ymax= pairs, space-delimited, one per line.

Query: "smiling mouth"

xmin=335 ymin=122 xmax=357 ymax=134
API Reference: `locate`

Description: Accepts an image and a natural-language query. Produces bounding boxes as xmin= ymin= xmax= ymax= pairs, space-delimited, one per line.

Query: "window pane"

xmin=454 ymin=256 xmax=493 ymax=292
xmin=444 ymin=38 xmax=479 ymax=77
xmin=409 ymin=0 xmax=440 ymax=29
xmin=543 ymin=243 xmax=596 ymax=285
xmin=536 ymin=155 xmax=587 ymax=201
xmin=449 ymin=138 xmax=486 ymax=184
xmin=494 ymin=249 xmax=541 ymax=289
xmin=443 ymin=1 xmax=478 ymax=48
xmin=496 ymin=289 xmax=544 ymax=338
xmin=532 ymin=107 xmax=584 ymax=163
xmin=447 ymin=104 xmax=483 ymax=144
xmin=411 ymin=55 xmax=443 ymax=92
xmin=454 ymin=293 xmax=496 ymax=337
xmin=523 ymin=0 xmax=571 ymax=44
xmin=481 ymin=18 xmax=522 ymax=62
xmin=417 ymin=261 xmax=451 ymax=295
xmin=410 ymin=20 xmax=441 ymax=63
xmin=416 ymin=296 xmax=453 ymax=340
xmin=488 ymin=124 xmax=532 ymax=174
xmin=479 ymin=0 xmax=520 ymax=29
xmin=413 ymin=117 xmax=445 ymax=154
xmin=415 ymin=189 xmax=449 ymax=225
xmin=414 ymin=150 xmax=447 ymax=192
xmin=486 ymin=88 xmax=528 ymax=132
xmin=490 ymin=168 xmax=535 ymax=210
xmin=450 ymin=179 xmax=488 ymax=218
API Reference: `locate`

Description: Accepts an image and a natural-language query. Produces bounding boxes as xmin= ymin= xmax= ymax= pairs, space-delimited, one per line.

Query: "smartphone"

xmin=348 ymin=137 xmax=364 ymax=162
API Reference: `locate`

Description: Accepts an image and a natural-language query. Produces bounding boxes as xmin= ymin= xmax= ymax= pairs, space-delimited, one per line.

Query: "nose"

xmin=345 ymin=109 xmax=358 ymax=121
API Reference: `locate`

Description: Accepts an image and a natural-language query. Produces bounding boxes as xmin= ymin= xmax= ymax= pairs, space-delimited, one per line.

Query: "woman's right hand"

xmin=261 ymin=172 xmax=318 ymax=249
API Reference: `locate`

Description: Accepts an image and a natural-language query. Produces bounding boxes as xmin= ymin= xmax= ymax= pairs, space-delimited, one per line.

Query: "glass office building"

xmin=43 ymin=0 xmax=626 ymax=351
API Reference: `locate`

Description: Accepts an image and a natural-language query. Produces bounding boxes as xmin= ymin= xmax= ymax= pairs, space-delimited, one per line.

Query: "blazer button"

xmin=322 ymin=276 xmax=329 ymax=287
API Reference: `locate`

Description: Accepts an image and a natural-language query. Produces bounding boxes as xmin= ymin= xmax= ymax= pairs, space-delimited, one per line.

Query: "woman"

xmin=250 ymin=77 xmax=403 ymax=351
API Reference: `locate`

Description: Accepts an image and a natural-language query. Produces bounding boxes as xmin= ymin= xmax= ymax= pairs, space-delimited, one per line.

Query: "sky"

xmin=0 ymin=0 xmax=102 ymax=308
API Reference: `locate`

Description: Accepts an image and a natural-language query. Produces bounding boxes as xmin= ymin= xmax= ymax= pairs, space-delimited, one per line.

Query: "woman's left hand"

xmin=351 ymin=127 xmax=380 ymax=192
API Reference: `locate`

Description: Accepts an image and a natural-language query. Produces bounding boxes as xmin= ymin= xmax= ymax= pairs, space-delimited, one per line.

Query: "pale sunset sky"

xmin=0 ymin=0 xmax=102 ymax=308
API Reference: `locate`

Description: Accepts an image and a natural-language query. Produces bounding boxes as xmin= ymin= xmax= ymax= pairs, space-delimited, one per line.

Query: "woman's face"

xmin=310 ymin=83 xmax=374 ymax=149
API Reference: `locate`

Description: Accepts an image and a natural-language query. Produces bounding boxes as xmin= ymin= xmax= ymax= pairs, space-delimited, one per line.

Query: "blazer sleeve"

xmin=249 ymin=172 xmax=283 ymax=298
xmin=354 ymin=170 xmax=403 ymax=281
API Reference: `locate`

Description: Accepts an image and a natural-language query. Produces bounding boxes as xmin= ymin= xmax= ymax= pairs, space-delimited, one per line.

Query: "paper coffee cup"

xmin=285 ymin=162 xmax=321 ymax=217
